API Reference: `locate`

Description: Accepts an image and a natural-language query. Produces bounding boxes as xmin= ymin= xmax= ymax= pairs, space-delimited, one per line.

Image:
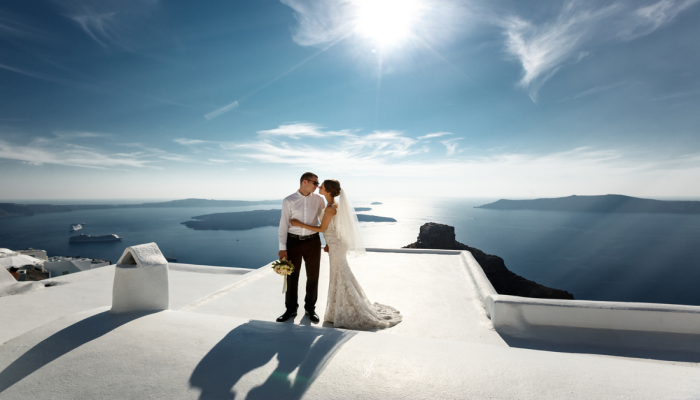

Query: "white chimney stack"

xmin=111 ymin=242 xmax=170 ymax=313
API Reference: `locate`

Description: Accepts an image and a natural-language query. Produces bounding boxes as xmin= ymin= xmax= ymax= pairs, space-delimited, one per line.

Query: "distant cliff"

xmin=404 ymin=222 xmax=574 ymax=300
xmin=182 ymin=209 xmax=396 ymax=231
xmin=477 ymin=194 xmax=700 ymax=214
xmin=0 ymin=199 xmax=282 ymax=218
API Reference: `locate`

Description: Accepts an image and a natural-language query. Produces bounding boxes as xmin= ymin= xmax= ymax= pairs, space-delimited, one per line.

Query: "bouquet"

xmin=271 ymin=258 xmax=295 ymax=293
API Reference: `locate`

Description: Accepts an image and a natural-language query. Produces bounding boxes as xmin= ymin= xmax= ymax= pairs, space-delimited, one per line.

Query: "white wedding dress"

xmin=322 ymin=206 xmax=402 ymax=330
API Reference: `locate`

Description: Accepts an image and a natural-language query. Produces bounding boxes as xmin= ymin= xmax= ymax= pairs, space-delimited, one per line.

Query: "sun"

xmin=353 ymin=0 xmax=422 ymax=47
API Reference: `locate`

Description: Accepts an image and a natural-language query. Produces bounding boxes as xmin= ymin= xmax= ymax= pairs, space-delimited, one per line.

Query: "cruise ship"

xmin=69 ymin=234 xmax=122 ymax=243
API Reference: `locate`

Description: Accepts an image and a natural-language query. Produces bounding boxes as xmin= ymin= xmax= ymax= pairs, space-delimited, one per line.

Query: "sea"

xmin=2 ymin=197 xmax=700 ymax=306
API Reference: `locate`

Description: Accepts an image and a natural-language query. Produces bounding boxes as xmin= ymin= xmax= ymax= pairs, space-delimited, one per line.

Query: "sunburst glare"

xmin=353 ymin=0 xmax=423 ymax=47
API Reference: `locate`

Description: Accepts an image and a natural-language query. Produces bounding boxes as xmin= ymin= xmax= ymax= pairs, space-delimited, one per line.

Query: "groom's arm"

xmin=278 ymin=199 xmax=291 ymax=259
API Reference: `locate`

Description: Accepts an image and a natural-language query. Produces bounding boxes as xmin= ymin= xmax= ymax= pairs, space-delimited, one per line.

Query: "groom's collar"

xmin=297 ymin=190 xmax=313 ymax=197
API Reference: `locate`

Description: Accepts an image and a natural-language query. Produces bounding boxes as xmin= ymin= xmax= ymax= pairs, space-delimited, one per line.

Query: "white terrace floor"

xmin=1 ymin=249 xmax=700 ymax=399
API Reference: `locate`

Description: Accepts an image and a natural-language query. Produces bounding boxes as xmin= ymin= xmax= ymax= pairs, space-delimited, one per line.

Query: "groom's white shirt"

xmin=279 ymin=191 xmax=325 ymax=251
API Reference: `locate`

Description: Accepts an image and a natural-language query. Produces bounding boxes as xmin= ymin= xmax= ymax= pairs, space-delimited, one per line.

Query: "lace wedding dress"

xmin=323 ymin=206 xmax=402 ymax=330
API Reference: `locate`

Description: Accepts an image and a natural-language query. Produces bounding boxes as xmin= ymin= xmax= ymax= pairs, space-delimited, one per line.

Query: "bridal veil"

xmin=335 ymin=190 xmax=366 ymax=258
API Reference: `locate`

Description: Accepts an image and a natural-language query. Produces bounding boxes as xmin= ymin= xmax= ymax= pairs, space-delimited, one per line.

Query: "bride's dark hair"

xmin=323 ymin=179 xmax=342 ymax=197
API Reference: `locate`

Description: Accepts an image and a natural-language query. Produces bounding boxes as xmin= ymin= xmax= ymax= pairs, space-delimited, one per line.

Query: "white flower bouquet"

xmin=271 ymin=258 xmax=295 ymax=293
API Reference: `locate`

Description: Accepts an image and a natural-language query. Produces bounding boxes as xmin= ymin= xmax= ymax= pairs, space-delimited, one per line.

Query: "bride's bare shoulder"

xmin=326 ymin=204 xmax=338 ymax=214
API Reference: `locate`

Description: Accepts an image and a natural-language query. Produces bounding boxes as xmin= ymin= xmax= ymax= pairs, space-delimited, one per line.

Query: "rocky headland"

xmin=404 ymin=222 xmax=574 ymax=300
xmin=477 ymin=194 xmax=700 ymax=214
xmin=182 ymin=209 xmax=396 ymax=231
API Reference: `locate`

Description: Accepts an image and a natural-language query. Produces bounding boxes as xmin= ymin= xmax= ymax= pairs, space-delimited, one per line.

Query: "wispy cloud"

xmin=70 ymin=12 xmax=116 ymax=48
xmin=618 ymin=0 xmax=699 ymax=40
xmin=418 ymin=132 xmax=453 ymax=140
xmin=119 ymin=141 xmax=206 ymax=164
xmin=257 ymin=123 xmax=355 ymax=139
xmin=0 ymin=62 xmax=75 ymax=86
xmin=502 ymin=0 xmax=699 ymax=101
xmin=56 ymin=0 xmax=159 ymax=49
xmin=204 ymin=101 xmax=239 ymax=120
xmin=559 ymin=81 xmax=628 ymax=102
xmin=219 ymin=127 xmax=424 ymax=173
xmin=0 ymin=137 xmax=154 ymax=169
xmin=219 ymin=129 xmax=700 ymax=189
xmin=53 ymin=131 xmax=111 ymax=139
xmin=0 ymin=130 xmax=212 ymax=169
xmin=174 ymin=138 xmax=209 ymax=146
xmin=440 ymin=138 xmax=463 ymax=156
xmin=280 ymin=0 xmax=353 ymax=46
xmin=343 ymin=130 xmax=422 ymax=157
xmin=0 ymin=10 xmax=46 ymax=40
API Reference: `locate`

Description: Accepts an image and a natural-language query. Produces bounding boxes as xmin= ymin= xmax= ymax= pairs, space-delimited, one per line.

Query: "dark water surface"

xmin=2 ymin=198 xmax=699 ymax=306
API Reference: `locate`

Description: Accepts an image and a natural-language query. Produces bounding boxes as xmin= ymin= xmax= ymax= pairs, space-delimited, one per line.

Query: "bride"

xmin=291 ymin=179 xmax=402 ymax=330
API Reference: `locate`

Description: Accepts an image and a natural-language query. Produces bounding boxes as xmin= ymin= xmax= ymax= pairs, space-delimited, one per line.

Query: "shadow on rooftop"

xmin=500 ymin=325 xmax=700 ymax=364
xmin=190 ymin=320 xmax=355 ymax=400
xmin=0 ymin=310 xmax=155 ymax=394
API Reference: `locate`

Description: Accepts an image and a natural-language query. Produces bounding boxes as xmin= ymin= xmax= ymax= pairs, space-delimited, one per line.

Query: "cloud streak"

xmin=257 ymin=123 xmax=355 ymax=139
xmin=0 ymin=138 xmax=154 ymax=169
xmin=204 ymin=101 xmax=239 ymax=120
xmin=174 ymin=138 xmax=209 ymax=146
xmin=502 ymin=0 xmax=699 ymax=100
xmin=0 ymin=131 xmax=205 ymax=170
xmin=559 ymin=81 xmax=629 ymax=102
xmin=418 ymin=132 xmax=453 ymax=140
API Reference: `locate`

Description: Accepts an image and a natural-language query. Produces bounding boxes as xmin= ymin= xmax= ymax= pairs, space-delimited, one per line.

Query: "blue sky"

xmin=0 ymin=0 xmax=699 ymax=200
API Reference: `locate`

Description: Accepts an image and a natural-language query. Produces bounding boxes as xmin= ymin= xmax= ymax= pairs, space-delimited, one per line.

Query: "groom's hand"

xmin=278 ymin=250 xmax=287 ymax=260
xmin=323 ymin=245 xmax=329 ymax=253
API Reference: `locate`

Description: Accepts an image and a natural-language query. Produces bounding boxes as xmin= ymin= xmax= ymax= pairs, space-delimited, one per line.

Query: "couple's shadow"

xmin=189 ymin=319 xmax=355 ymax=400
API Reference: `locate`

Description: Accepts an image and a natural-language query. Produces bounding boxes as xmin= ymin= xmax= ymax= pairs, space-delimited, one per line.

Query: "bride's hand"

xmin=290 ymin=218 xmax=301 ymax=227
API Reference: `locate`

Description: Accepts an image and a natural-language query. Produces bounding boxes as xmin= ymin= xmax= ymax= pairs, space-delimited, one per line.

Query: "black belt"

xmin=288 ymin=232 xmax=319 ymax=240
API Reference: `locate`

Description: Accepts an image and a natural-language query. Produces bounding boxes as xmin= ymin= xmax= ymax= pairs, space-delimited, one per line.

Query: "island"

xmin=476 ymin=194 xmax=700 ymax=214
xmin=404 ymin=222 xmax=574 ymax=300
xmin=355 ymin=207 xmax=371 ymax=212
xmin=182 ymin=209 xmax=396 ymax=231
xmin=0 ymin=198 xmax=282 ymax=218
xmin=371 ymin=202 xmax=383 ymax=205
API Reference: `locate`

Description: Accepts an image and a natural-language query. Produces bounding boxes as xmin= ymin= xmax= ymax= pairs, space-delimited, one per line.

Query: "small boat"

xmin=69 ymin=224 xmax=82 ymax=232
xmin=69 ymin=234 xmax=122 ymax=243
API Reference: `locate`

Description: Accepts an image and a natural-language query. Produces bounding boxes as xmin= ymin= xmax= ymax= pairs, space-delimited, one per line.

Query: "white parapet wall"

xmin=485 ymin=294 xmax=700 ymax=335
xmin=459 ymin=249 xmax=700 ymax=336
xmin=111 ymin=242 xmax=170 ymax=313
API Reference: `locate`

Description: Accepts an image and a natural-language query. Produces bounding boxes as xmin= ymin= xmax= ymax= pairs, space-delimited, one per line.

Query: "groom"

xmin=277 ymin=172 xmax=325 ymax=323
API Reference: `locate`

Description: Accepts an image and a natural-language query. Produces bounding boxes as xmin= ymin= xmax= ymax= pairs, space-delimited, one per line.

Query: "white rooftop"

xmin=1 ymin=249 xmax=699 ymax=399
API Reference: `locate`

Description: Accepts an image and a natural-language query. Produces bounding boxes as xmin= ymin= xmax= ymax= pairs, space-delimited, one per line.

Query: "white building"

xmin=0 ymin=246 xmax=699 ymax=399
xmin=43 ymin=256 xmax=111 ymax=277
xmin=18 ymin=248 xmax=48 ymax=261
xmin=0 ymin=248 xmax=45 ymax=278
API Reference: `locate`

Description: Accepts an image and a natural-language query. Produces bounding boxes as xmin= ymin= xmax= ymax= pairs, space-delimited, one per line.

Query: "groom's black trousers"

xmin=285 ymin=233 xmax=322 ymax=313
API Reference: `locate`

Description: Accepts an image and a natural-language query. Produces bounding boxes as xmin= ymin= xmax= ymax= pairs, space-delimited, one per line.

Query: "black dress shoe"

xmin=276 ymin=310 xmax=297 ymax=322
xmin=305 ymin=310 xmax=320 ymax=323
